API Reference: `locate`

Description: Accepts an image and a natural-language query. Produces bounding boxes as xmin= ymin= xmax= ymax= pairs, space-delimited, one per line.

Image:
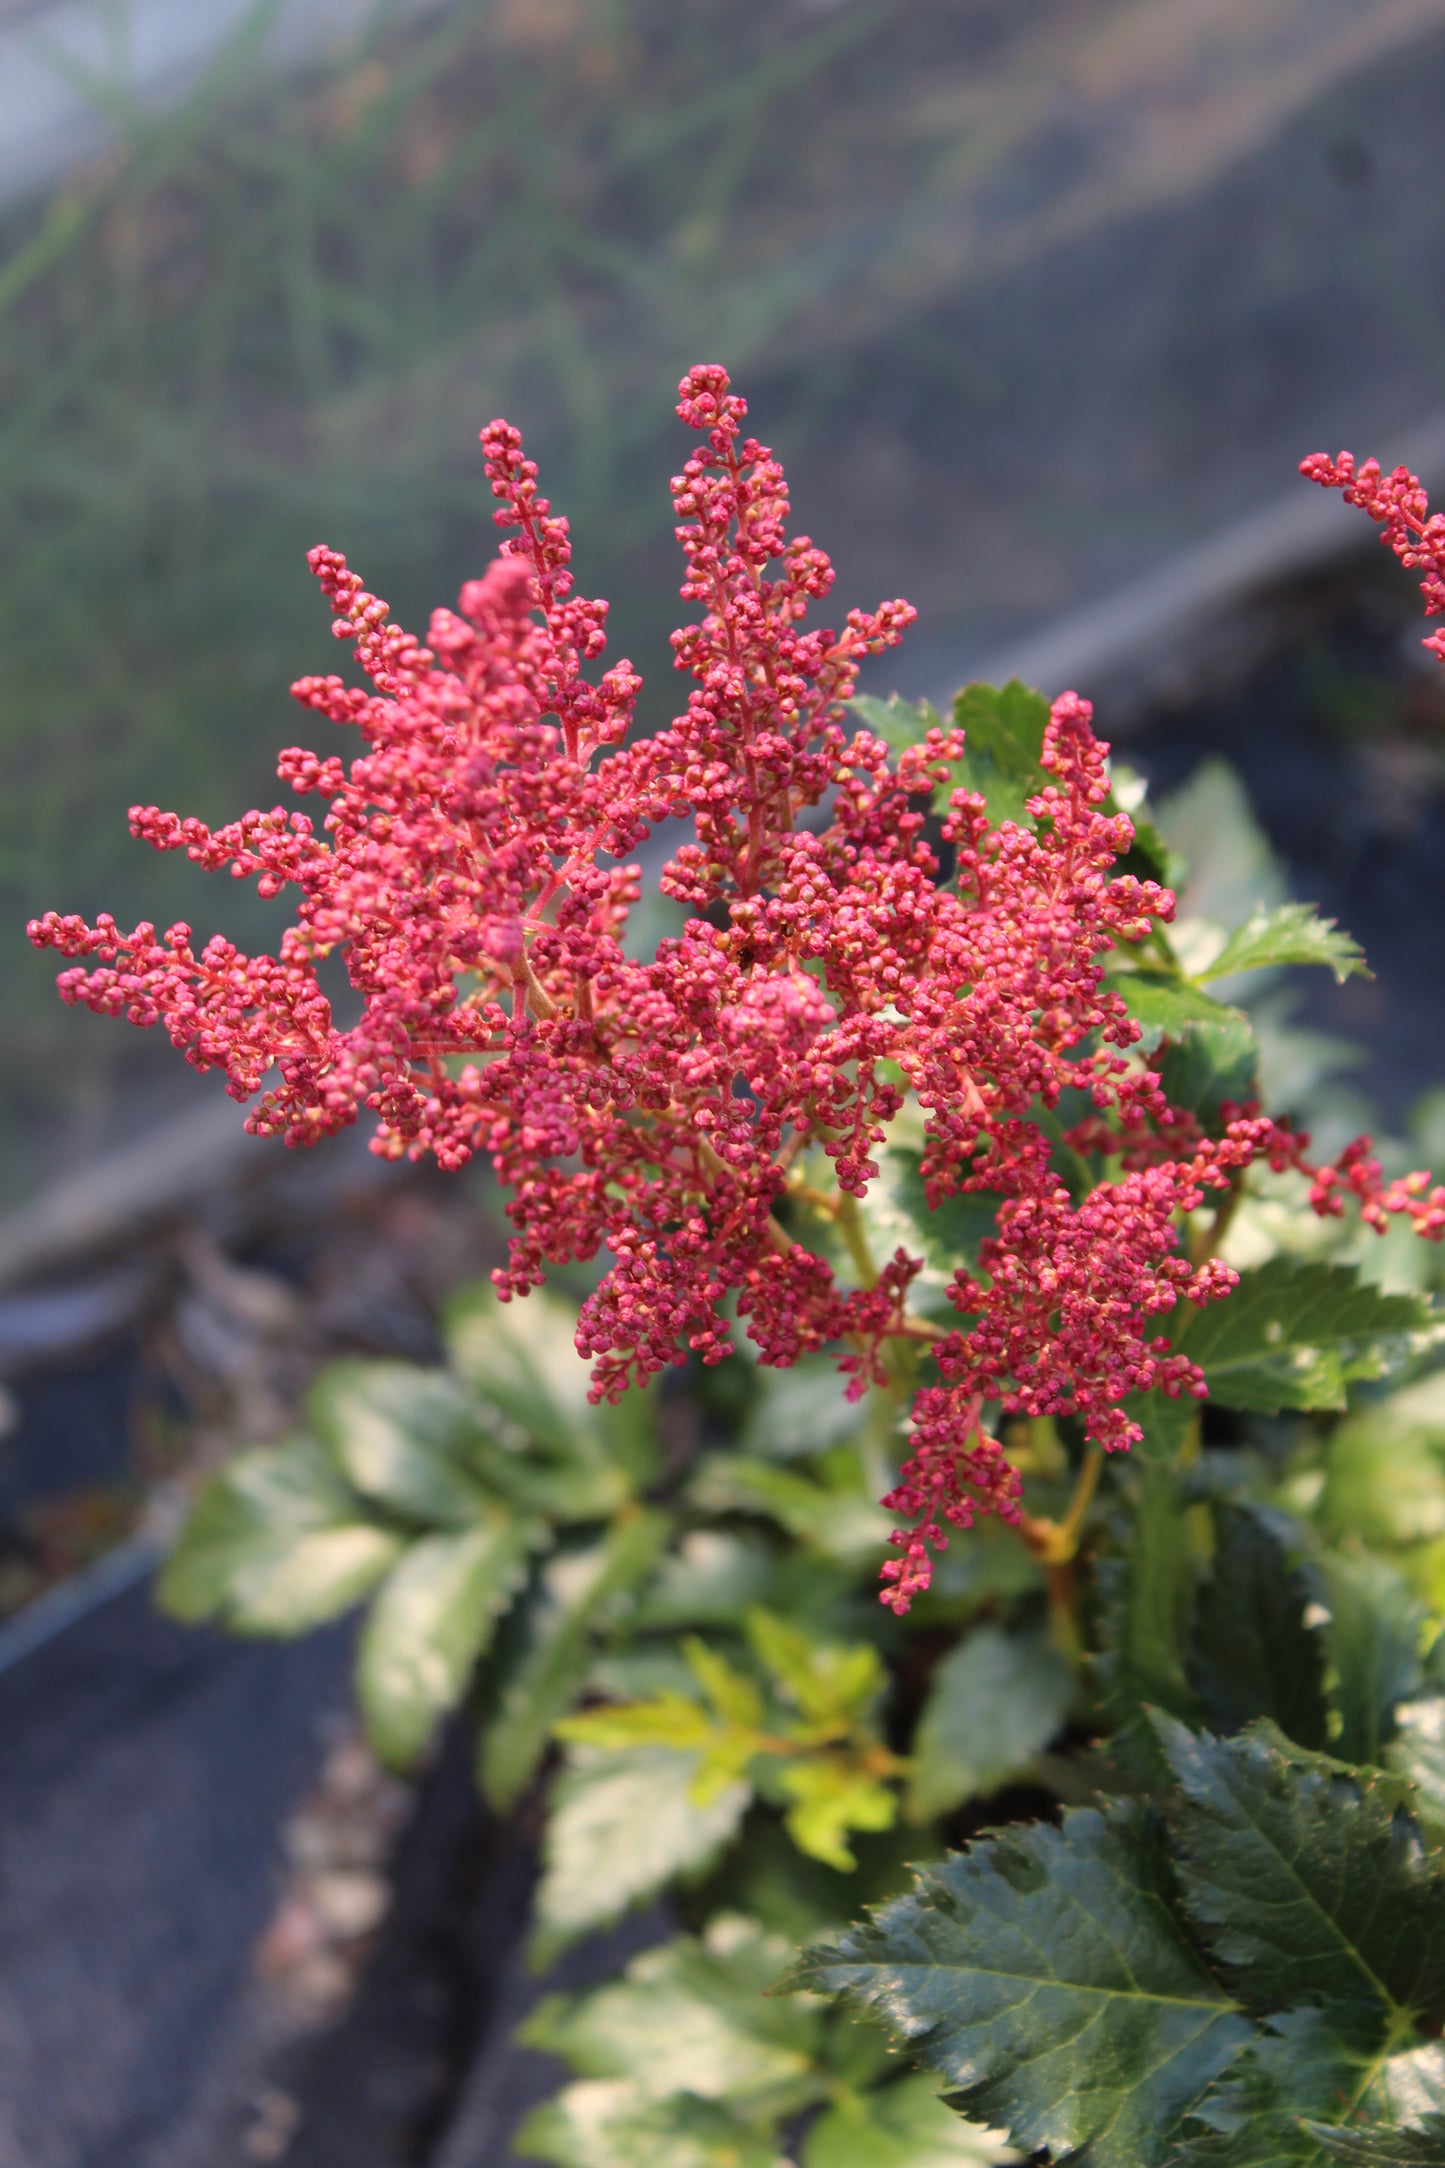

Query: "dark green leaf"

xmin=157 ymin=1440 xmax=401 ymax=1634
xmin=477 ymin=1509 xmax=671 ymax=1808
xmin=789 ymin=1801 xmax=1250 ymax=2166
xmin=877 ymin=1146 xmax=1001 ymax=1280
xmin=1158 ymin=1014 xmax=1260 ymax=1123
xmin=1170 ymin=2004 xmax=1445 ymax=2167
xmin=357 ymin=1511 xmax=535 ymax=1768
xmin=1198 ymin=905 xmax=1368 ymax=988
xmin=1173 ymin=1261 xmax=1432 ymax=1416
xmin=1301 ymin=2113 xmax=1445 ymax=2164
xmin=1158 ymin=1719 xmax=1445 ymax=2021
xmin=802 ymin=2074 xmax=1010 ymax=2166
xmin=1095 ymin=1457 xmax=1201 ymax=1771
xmin=515 ymin=2084 xmax=778 ymax=2168
xmin=534 ymin=1747 xmax=750 ymax=1960
xmin=1317 ymin=1554 xmax=1428 ymax=1767
xmin=1188 ymin=1505 xmax=1330 ymax=1751
xmin=521 ymin=1915 xmax=822 ymax=2119
xmin=908 ymin=1624 xmax=1074 ymax=1820
xmin=306 ymin=1360 xmax=488 ymax=1525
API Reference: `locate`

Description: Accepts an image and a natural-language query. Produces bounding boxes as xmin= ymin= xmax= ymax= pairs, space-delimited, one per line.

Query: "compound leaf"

xmin=788 ymin=1800 xmax=1250 ymax=2166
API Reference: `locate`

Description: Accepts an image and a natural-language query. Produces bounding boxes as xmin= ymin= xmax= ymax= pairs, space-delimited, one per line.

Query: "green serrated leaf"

xmin=803 ymin=2075 xmax=1013 ymax=2166
xmin=1188 ymin=1505 xmax=1330 ymax=1752
xmin=848 ymin=691 xmax=944 ymax=755
xmin=478 ymin=1509 xmax=672 ymax=1809
xmin=790 ymin=1800 xmax=1248 ymax=2166
xmin=1301 ymin=2112 xmax=1445 ymax=2164
xmin=1174 ymin=1261 xmax=1432 ymax=1416
xmin=1198 ymin=904 xmax=1369 ymax=987
xmin=357 ymin=1511 xmax=534 ymax=1768
xmin=1388 ymin=1702 xmax=1445 ymax=1835
xmin=1171 ymin=2004 xmax=1445 ymax=2167
xmin=1158 ymin=1718 xmax=1445 ymax=2022
xmin=521 ymin=1914 xmax=822 ymax=2119
xmin=306 ymin=1359 xmax=489 ymax=1525
xmin=534 ymin=1747 xmax=750 ymax=1960
xmin=907 ymin=1624 xmax=1074 ymax=1821
xmin=1095 ymin=1457 xmax=1201 ymax=1769
xmin=157 ymin=1439 xmax=401 ymax=1634
xmin=949 ymin=679 xmax=1052 ymax=830
xmin=876 ymin=1146 xmax=1001 ymax=1281
xmin=515 ymin=2081 xmax=778 ymax=2168
xmin=1317 ymin=1554 xmax=1429 ymax=1767
xmin=1158 ymin=1013 xmax=1260 ymax=1123
xmin=1114 ymin=975 xmax=1245 ymax=1055
xmin=690 ymin=1454 xmax=893 ymax=1561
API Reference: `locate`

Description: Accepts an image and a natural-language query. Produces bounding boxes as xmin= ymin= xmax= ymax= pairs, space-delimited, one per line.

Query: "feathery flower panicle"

xmin=30 ymin=378 xmax=1445 ymax=1612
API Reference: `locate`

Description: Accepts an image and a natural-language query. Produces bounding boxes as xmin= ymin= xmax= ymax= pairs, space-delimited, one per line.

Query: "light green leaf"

xmin=1158 ymin=1719 xmax=1445 ymax=2020
xmin=789 ymin=1801 xmax=1249 ymax=2166
xmin=778 ymin=1760 xmax=898 ymax=1871
xmin=157 ymin=1440 xmax=401 ymax=1635
xmin=1321 ymin=1420 xmax=1445 ymax=1550
xmin=740 ymin=1353 xmax=871 ymax=1460
xmin=521 ymin=1914 xmax=822 ymax=2118
xmin=630 ymin=1531 xmax=781 ymax=1629
xmin=442 ymin=1281 xmax=600 ymax=1458
xmin=848 ymin=691 xmax=944 ymax=754
xmin=949 ymin=679 xmax=1051 ymax=830
xmin=477 ymin=1510 xmax=671 ymax=1809
xmin=1113 ymin=975 xmax=1245 ymax=1054
xmin=1388 ymin=1701 xmax=1445 ymax=1834
xmin=515 ymin=2082 xmax=778 ymax=2168
xmin=1198 ymin=904 xmax=1368 ymax=987
xmin=803 ymin=2076 xmax=1014 ymax=2167
xmin=357 ymin=1513 xmax=534 ymax=1768
xmin=534 ymin=1747 xmax=750 ymax=1959
xmin=908 ymin=1624 xmax=1074 ymax=1821
xmin=690 ymin=1454 xmax=893 ymax=1561
xmin=1187 ymin=1505 xmax=1330 ymax=1752
xmin=1174 ymin=1260 xmax=1432 ymax=1415
xmin=306 ymin=1359 xmax=489 ymax=1525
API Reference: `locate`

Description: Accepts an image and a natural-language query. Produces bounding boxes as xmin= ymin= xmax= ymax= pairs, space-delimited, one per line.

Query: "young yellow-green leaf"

xmin=685 ymin=1636 xmax=768 ymax=1730
xmin=157 ymin=1440 xmax=402 ymax=1634
xmin=533 ymin=1747 xmax=750 ymax=1961
xmin=1187 ymin=1506 xmax=1330 ymax=1753
xmin=1316 ymin=1553 xmax=1429 ymax=1767
xmin=477 ymin=1509 xmax=672 ymax=1809
xmin=555 ymin=1695 xmax=719 ymax=1754
xmin=515 ymin=2082 xmax=778 ymax=2168
xmin=306 ymin=1360 xmax=488 ymax=1526
xmin=779 ymin=1760 xmax=898 ymax=1871
xmin=802 ymin=2075 xmax=1014 ymax=2167
xmin=1158 ymin=1719 xmax=1445 ymax=2021
xmin=1173 ymin=1261 xmax=1432 ymax=1416
xmin=520 ymin=1915 xmax=823 ymax=2120
xmin=357 ymin=1512 xmax=534 ymax=1768
xmin=789 ymin=1801 xmax=1250 ymax=2166
xmin=1197 ymin=904 xmax=1368 ymax=987
xmin=907 ymin=1624 xmax=1074 ymax=1821
xmin=745 ymin=1610 xmax=886 ymax=1731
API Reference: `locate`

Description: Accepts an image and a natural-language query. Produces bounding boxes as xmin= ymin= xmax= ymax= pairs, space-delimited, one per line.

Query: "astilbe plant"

xmin=29 ymin=370 xmax=1445 ymax=1613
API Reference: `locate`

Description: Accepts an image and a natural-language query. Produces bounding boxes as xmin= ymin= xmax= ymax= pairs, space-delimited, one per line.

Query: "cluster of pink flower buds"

xmin=29 ymin=379 xmax=1445 ymax=1608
